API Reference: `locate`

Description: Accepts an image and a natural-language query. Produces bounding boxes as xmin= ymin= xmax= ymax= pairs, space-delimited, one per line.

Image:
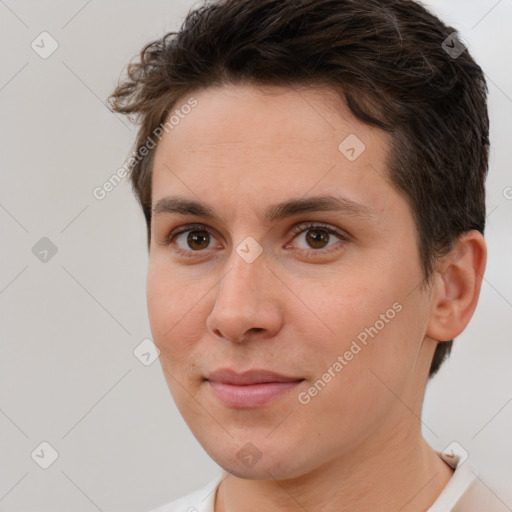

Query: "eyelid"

xmin=288 ymin=221 xmax=349 ymax=241
xmin=158 ymin=223 xmax=221 ymax=254
xmin=163 ymin=223 xmax=219 ymax=244
xmin=162 ymin=221 xmax=349 ymax=255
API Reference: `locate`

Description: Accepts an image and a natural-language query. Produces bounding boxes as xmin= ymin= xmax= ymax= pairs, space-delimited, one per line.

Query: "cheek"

xmin=317 ymin=291 xmax=428 ymax=409
xmin=306 ymin=275 xmax=392 ymax=348
xmin=305 ymin=265 xmax=424 ymax=385
xmin=146 ymin=262 xmax=206 ymax=366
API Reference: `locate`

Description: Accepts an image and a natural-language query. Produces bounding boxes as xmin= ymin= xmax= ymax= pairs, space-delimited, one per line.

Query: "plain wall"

xmin=1 ymin=0 xmax=511 ymax=510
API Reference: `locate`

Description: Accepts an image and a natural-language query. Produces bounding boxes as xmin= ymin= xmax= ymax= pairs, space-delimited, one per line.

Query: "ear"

xmin=426 ymin=230 xmax=487 ymax=342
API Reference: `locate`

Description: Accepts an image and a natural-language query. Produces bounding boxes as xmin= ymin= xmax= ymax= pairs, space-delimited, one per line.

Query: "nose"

xmin=205 ymin=248 xmax=284 ymax=344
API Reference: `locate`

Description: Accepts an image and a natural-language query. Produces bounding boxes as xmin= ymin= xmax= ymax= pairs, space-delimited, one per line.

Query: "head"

xmin=109 ymin=0 xmax=488 ymax=479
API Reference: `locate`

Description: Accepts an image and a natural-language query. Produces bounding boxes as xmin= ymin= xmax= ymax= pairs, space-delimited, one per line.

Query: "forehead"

xmin=156 ymin=82 xmax=384 ymax=157
xmin=151 ymin=83 xmax=395 ymax=221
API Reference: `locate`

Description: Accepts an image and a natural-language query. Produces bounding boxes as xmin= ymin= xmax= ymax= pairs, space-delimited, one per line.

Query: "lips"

xmin=205 ymin=368 xmax=305 ymax=408
xmin=205 ymin=368 xmax=303 ymax=385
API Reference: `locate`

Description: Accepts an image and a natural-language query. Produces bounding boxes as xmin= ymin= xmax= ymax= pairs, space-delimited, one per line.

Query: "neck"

xmin=215 ymin=422 xmax=454 ymax=512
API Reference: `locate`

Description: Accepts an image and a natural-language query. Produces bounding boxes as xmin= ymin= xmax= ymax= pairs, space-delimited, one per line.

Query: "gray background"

xmin=1 ymin=0 xmax=511 ymax=510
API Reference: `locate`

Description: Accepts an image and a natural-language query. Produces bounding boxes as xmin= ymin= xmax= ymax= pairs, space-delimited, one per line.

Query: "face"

xmin=147 ymin=83 xmax=437 ymax=479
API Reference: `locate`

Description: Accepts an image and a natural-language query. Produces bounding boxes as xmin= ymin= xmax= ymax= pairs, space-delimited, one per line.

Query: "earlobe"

xmin=426 ymin=230 xmax=487 ymax=342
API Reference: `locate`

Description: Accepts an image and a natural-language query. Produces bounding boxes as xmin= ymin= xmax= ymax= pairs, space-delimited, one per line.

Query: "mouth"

xmin=205 ymin=368 xmax=305 ymax=408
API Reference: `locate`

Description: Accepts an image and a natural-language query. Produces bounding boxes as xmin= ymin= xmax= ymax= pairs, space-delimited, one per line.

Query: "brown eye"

xmin=304 ymin=228 xmax=331 ymax=249
xmin=166 ymin=224 xmax=220 ymax=256
xmin=186 ymin=230 xmax=211 ymax=250
xmin=291 ymin=222 xmax=347 ymax=253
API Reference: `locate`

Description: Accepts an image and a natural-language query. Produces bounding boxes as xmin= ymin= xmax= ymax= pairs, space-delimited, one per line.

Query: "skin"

xmin=147 ymin=83 xmax=487 ymax=512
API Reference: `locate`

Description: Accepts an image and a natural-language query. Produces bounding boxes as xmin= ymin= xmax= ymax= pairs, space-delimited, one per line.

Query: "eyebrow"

xmin=152 ymin=195 xmax=378 ymax=223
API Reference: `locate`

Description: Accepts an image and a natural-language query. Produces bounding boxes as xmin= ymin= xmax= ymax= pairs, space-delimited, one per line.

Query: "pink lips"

xmin=205 ymin=368 xmax=304 ymax=408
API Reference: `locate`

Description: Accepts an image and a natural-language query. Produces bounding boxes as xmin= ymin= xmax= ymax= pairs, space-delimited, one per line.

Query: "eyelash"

xmin=162 ymin=222 xmax=349 ymax=259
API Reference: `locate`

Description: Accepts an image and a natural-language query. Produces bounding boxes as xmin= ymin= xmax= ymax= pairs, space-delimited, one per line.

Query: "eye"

xmin=162 ymin=221 xmax=348 ymax=259
xmin=165 ymin=224 xmax=221 ymax=258
xmin=287 ymin=222 xmax=348 ymax=255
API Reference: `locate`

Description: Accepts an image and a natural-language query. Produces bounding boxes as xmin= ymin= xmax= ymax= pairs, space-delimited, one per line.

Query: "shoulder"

xmin=428 ymin=447 xmax=508 ymax=512
xmin=450 ymin=468 xmax=510 ymax=512
xmin=147 ymin=472 xmax=224 ymax=512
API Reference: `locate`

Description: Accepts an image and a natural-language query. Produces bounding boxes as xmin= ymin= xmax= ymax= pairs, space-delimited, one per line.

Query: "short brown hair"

xmin=108 ymin=0 xmax=490 ymax=378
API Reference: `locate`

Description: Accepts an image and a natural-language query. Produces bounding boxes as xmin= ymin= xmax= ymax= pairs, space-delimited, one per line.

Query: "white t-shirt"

xmin=148 ymin=447 xmax=508 ymax=512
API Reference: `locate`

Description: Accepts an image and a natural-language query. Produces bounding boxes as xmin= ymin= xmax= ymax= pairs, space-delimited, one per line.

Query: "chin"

xmin=207 ymin=442 xmax=314 ymax=481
